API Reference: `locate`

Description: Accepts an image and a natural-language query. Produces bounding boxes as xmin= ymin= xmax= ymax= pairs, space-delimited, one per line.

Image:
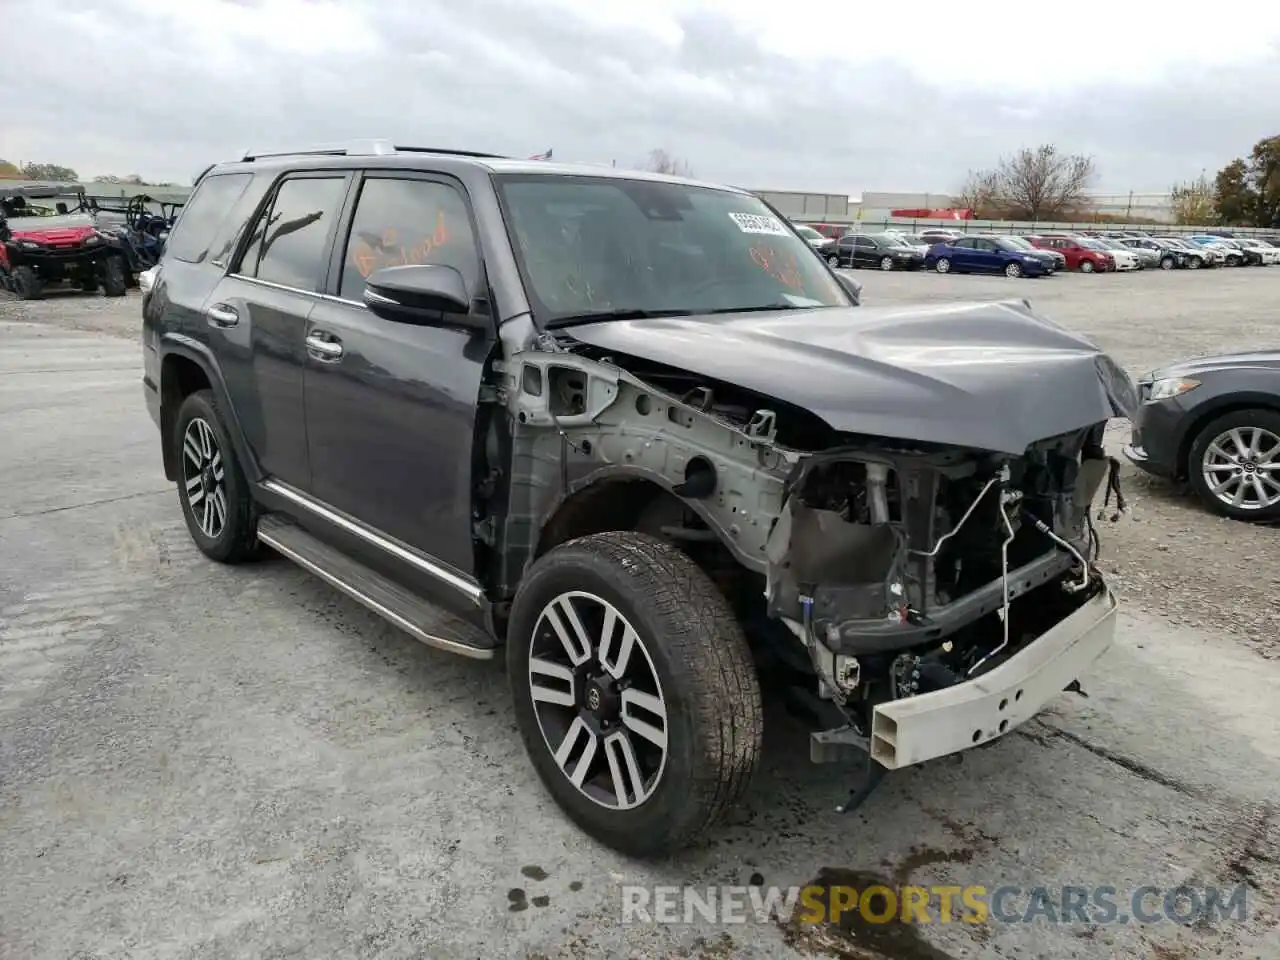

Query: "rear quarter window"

xmin=166 ymin=173 xmax=254 ymax=264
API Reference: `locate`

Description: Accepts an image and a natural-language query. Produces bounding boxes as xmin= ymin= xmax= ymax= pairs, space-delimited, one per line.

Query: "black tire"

xmin=12 ymin=265 xmax=43 ymax=300
xmin=1005 ymin=261 xmax=1023 ymax=278
xmin=1188 ymin=256 xmax=1202 ymax=270
xmin=507 ymin=531 xmax=763 ymax=857
xmin=172 ymin=389 xmax=260 ymax=562
xmin=102 ymin=256 xmax=127 ymax=297
xmin=1079 ymin=259 xmax=1095 ymax=273
xmin=1160 ymin=256 xmax=1175 ymax=270
xmin=826 ymin=254 xmax=839 ymax=268
xmin=1186 ymin=408 xmax=1280 ymax=523
xmin=935 ymin=257 xmax=951 ymax=274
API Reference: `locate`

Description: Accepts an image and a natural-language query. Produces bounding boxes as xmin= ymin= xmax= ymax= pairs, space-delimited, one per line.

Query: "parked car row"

xmin=796 ymin=223 xmax=1280 ymax=279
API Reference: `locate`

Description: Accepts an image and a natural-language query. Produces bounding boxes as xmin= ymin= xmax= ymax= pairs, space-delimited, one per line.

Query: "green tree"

xmin=20 ymin=162 xmax=79 ymax=182
xmin=0 ymin=159 xmax=26 ymax=178
xmin=1213 ymin=136 xmax=1280 ymax=227
xmin=1169 ymin=174 xmax=1217 ymax=225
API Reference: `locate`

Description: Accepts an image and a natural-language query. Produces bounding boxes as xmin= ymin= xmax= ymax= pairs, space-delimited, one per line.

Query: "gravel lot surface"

xmin=1 ymin=273 xmax=1278 ymax=960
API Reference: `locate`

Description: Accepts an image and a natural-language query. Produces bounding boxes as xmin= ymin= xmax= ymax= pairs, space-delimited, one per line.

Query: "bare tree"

xmin=1169 ymin=174 xmax=1216 ymax=226
xmin=994 ymin=145 xmax=1095 ymax=220
xmin=643 ymin=148 xmax=694 ymax=177
xmin=953 ymin=169 xmax=1002 ymax=218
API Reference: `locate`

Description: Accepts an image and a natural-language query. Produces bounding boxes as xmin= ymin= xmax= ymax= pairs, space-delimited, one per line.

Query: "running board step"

xmin=256 ymin=514 xmax=496 ymax=660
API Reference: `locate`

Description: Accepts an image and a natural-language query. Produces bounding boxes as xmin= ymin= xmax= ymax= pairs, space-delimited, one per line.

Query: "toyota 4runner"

xmin=142 ymin=140 xmax=1136 ymax=857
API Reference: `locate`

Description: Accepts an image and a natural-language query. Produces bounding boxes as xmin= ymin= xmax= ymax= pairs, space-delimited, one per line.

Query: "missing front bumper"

xmin=864 ymin=585 xmax=1118 ymax=769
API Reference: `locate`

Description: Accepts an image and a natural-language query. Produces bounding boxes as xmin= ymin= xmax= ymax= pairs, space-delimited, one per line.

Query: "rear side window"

xmin=167 ymin=173 xmax=253 ymax=264
xmin=239 ymin=176 xmax=346 ymax=292
xmin=337 ymin=177 xmax=479 ymax=301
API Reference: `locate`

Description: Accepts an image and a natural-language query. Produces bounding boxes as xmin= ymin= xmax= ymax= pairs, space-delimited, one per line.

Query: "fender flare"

xmin=157 ymin=333 xmax=263 ymax=484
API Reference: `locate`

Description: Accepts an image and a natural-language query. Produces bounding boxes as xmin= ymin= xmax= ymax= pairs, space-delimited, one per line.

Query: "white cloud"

xmin=3 ymin=0 xmax=1279 ymax=194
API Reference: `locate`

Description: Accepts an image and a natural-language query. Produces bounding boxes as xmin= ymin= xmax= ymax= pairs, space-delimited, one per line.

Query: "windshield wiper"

xmin=543 ymin=308 xmax=694 ymax=329
xmin=702 ymin=303 xmax=806 ymax=315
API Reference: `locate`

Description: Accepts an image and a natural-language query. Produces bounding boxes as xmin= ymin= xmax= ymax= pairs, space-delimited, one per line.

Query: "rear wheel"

xmin=1187 ymin=410 xmax=1280 ymax=523
xmin=507 ymin=531 xmax=763 ymax=857
xmin=12 ymin=266 xmax=43 ymax=300
xmin=101 ymin=257 xmax=127 ymax=297
xmin=173 ymin=389 xmax=260 ymax=563
xmin=935 ymin=257 xmax=951 ymax=274
xmin=1160 ymin=256 xmax=1175 ymax=270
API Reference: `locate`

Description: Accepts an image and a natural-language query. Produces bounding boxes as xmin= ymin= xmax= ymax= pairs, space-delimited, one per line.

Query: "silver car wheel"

xmin=1201 ymin=426 xmax=1280 ymax=511
xmin=181 ymin=417 xmax=227 ymax=539
xmin=528 ymin=591 xmax=669 ymax=810
xmin=880 ymin=256 xmax=894 ymax=271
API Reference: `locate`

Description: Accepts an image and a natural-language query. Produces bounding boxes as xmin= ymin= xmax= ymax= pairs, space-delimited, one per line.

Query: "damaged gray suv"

xmin=142 ymin=140 xmax=1137 ymax=856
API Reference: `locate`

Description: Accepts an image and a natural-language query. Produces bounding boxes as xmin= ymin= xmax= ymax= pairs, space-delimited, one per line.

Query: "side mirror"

xmin=363 ymin=264 xmax=488 ymax=331
xmin=837 ymin=273 xmax=862 ymax=305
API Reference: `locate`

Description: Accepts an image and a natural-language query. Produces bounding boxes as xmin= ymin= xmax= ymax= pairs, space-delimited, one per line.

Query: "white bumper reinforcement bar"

xmin=870 ymin=586 xmax=1118 ymax=769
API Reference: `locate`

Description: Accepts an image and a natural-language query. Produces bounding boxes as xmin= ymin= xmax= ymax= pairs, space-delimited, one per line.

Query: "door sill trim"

xmin=260 ymin=479 xmax=484 ymax=606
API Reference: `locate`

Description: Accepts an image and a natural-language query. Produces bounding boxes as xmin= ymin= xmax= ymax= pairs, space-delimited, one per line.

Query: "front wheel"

xmin=12 ymin=265 xmax=43 ymax=300
xmin=507 ymin=532 xmax=763 ymax=857
xmin=879 ymin=256 xmax=894 ymax=271
xmin=826 ymin=254 xmax=840 ymax=268
xmin=1005 ymin=261 xmax=1023 ymax=278
xmin=1187 ymin=410 xmax=1280 ymax=523
xmin=1188 ymin=256 xmax=1202 ymax=270
xmin=101 ymin=256 xmax=127 ymax=297
xmin=173 ymin=389 xmax=260 ymax=562
xmin=1160 ymin=256 xmax=1175 ymax=270
xmin=935 ymin=257 xmax=952 ymax=274
xmin=1079 ymin=260 xmax=1095 ymax=274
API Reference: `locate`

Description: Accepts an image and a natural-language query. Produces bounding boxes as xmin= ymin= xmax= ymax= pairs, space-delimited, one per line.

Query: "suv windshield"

xmin=495 ymin=175 xmax=850 ymax=325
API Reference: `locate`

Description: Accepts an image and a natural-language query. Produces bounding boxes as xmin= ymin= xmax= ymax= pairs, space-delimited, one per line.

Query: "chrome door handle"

xmin=207 ymin=304 xmax=239 ymax=327
xmin=305 ymin=334 xmax=343 ymax=359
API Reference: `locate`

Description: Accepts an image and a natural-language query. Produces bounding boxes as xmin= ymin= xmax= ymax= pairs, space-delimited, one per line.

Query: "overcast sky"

xmin=4 ymin=0 xmax=1280 ymax=195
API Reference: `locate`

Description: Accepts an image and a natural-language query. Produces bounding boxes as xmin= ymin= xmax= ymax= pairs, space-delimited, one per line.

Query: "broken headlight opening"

xmin=763 ymin=423 xmax=1120 ymax=803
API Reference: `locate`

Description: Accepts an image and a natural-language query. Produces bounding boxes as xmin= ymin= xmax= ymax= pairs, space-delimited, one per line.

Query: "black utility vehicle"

xmin=824 ymin=232 xmax=926 ymax=270
xmin=144 ymin=140 xmax=1133 ymax=856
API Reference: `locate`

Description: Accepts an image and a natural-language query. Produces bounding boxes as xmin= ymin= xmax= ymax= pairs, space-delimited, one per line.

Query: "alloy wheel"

xmin=528 ymin=591 xmax=669 ymax=810
xmin=880 ymin=256 xmax=894 ymax=271
xmin=826 ymin=254 xmax=839 ymax=268
xmin=1080 ymin=260 xmax=1094 ymax=273
xmin=1005 ymin=262 xmax=1022 ymax=278
xmin=936 ymin=257 xmax=951 ymax=274
xmin=181 ymin=417 xmax=228 ymax=538
xmin=1201 ymin=426 xmax=1280 ymax=511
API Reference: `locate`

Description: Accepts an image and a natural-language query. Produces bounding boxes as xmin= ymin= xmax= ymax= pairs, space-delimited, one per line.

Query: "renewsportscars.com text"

xmin=620 ymin=883 xmax=1251 ymax=926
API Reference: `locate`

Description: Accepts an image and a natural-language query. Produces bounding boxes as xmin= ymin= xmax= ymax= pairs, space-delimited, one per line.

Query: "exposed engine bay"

xmin=488 ymin=316 xmax=1129 ymax=776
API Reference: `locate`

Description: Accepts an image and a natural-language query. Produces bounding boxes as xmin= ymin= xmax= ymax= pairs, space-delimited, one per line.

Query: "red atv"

xmin=0 ymin=184 xmax=127 ymax=300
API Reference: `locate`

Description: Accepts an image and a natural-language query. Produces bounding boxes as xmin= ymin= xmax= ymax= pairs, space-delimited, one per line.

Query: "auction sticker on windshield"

xmin=728 ymin=212 xmax=790 ymax=236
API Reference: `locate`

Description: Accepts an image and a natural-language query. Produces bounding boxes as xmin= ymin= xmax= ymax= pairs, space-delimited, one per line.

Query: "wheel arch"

xmin=535 ymin=466 xmax=759 ymax=570
xmin=158 ymin=336 xmax=261 ymax=484
xmin=1175 ymin=395 xmax=1280 ymax=481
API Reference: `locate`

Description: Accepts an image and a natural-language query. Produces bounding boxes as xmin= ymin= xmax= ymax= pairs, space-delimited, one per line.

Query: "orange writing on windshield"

xmin=750 ymin=244 xmax=804 ymax=290
xmin=352 ymin=211 xmax=451 ymax=278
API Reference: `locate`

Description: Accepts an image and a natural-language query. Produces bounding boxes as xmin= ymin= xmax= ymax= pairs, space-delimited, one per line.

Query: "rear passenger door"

xmin=302 ymin=171 xmax=493 ymax=587
xmin=207 ymin=172 xmax=352 ymax=490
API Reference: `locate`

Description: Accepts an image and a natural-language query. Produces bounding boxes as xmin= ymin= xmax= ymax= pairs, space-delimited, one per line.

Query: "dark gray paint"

xmin=566 ymin=299 xmax=1138 ymax=455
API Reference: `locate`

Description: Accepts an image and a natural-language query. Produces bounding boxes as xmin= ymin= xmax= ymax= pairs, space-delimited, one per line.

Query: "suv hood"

xmin=1150 ymin=350 xmax=1280 ymax=380
xmin=568 ymin=299 xmax=1138 ymax=455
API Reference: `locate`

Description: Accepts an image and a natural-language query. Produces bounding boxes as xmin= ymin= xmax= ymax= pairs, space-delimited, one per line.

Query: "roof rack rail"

xmin=239 ymin=139 xmax=399 ymax=162
xmin=237 ymin=140 xmax=506 ymax=162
